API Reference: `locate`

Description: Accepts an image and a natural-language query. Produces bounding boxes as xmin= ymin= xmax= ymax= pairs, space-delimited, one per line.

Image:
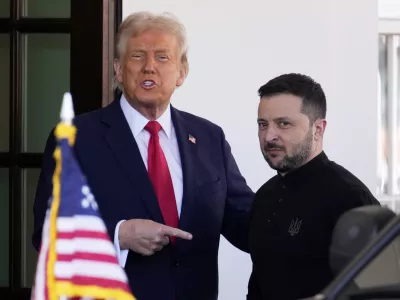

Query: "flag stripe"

xmin=57 ymin=216 xmax=107 ymax=232
xmin=58 ymin=230 xmax=110 ymax=240
xmin=56 ymin=237 xmax=117 ymax=256
xmin=57 ymin=252 xmax=118 ymax=264
xmin=54 ymin=260 xmax=128 ymax=282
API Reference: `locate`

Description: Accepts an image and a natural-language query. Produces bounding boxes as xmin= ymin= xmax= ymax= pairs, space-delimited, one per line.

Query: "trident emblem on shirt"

xmin=288 ymin=218 xmax=302 ymax=236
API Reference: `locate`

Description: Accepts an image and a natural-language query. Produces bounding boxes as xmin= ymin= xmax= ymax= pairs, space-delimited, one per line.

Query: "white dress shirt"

xmin=114 ymin=95 xmax=183 ymax=267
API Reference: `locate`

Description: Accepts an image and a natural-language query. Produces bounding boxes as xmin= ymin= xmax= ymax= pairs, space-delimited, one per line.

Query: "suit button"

xmin=175 ymin=261 xmax=179 ymax=267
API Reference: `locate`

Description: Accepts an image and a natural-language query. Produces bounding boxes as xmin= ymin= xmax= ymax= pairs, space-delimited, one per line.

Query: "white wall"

xmin=123 ymin=1 xmax=378 ymax=299
xmin=380 ymin=0 xmax=400 ymax=18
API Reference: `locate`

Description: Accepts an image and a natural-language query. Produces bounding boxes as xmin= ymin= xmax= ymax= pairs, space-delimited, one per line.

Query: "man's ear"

xmin=176 ymin=63 xmax=188 ymax=87
xmin=114 ymin=59 xmax=123 ymax=83
xmin=314 ymin=119 xmax=327 ymax=141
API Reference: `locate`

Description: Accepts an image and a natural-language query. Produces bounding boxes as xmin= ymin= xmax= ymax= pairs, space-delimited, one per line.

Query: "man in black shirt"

xmin=247 ymin=73 xmax=380 ymax=300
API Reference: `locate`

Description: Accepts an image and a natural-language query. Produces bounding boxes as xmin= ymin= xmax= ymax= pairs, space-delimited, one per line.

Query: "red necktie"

xmin=145 ymin=121 xmax=179 ymax=236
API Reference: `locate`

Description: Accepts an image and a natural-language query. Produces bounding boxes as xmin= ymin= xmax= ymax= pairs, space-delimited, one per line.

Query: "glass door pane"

xmin=21 ymin=34 xmax=70 ymax=153
xmin=0 ymin=34 xmax=10 ymax=152
xmin=21 ymin=169 xmax=40 ymax=287
xmin=0 ymin=0 xmax=10 ymax=18
xmin=21 ymin=0 xmax=70 ymax=18
xmin=0 ymin=169 xmax=9 ymax=287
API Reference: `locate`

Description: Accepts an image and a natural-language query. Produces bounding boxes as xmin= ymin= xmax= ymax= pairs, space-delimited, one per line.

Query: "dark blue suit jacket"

xmin=33 ymin=98 xmax=254 ymax=300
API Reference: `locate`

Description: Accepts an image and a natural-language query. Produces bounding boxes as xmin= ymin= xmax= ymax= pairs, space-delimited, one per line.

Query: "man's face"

xmin=114 ymin=29 xmax=186 ymax=107
xmin=257 ymin=94 xmax=319 ymax=173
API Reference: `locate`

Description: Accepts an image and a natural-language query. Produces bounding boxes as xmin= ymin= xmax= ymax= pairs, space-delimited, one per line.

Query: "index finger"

xmin=161 ymin=225 xmax=193 ymax=240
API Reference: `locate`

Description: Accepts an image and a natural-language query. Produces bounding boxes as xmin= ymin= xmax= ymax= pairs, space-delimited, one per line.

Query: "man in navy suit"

xmin=33 ymin=11 xmax=254 ymax=300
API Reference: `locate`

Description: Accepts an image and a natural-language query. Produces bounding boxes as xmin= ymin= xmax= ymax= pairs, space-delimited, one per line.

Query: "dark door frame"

xmin=0 ymin=0 xmax=122 ymax=299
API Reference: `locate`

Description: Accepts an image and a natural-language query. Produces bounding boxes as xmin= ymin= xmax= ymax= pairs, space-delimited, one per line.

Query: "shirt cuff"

xmin=114 ymin=219 xmax=129 ymax=268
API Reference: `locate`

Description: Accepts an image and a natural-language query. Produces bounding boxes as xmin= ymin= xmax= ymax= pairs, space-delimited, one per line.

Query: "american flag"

xmin=31 ymin=93 xmax=135 ymax=300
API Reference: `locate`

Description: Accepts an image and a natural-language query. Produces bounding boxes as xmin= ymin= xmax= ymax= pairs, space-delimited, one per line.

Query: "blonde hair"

xmin=114 ymin=11 xmax=189 ymax=90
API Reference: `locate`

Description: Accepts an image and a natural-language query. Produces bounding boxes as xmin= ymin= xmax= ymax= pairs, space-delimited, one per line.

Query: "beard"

xmin=262 ymin=128 xmax=313 ymax=173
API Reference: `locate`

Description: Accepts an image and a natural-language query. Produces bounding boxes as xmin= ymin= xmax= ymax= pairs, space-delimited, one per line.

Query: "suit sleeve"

xmin=32 ymin=130 xmax=56 ymax=251
xmin=220 ymin=129 xmax=255 ymax=252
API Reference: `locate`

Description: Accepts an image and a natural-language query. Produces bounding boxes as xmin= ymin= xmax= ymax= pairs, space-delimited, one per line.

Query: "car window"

xmin=335 ymin=235 xmax=400 ymax=299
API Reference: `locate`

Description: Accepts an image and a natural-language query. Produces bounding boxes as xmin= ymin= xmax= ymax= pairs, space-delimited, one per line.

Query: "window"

xmin=377 ymin=0 xmax=400 ymax=211
xmin=330 ymin=230 xmax=400 ymax=300
xmin=0 ymin=34 xmax=10 ymax=152
xmin=316 ymin=207 xmax=400 ymax=300
xmin=353 ymin=235 xmax=400 ymax=289
xmin=21 ymin=33 xmax=70 ymax=153
xmin=0 ymin=169 xmax=9 ymax=287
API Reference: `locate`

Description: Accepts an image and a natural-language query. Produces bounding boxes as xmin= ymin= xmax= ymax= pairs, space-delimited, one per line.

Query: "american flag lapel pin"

xmin=188 ymin=134 xmax=196 ymax=144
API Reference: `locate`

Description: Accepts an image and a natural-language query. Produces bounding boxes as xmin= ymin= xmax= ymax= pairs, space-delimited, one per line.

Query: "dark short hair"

xmin=258 ymin=73 xmax=327 ymax=122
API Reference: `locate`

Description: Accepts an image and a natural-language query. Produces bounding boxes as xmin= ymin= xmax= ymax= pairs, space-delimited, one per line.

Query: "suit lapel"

xmin=101 ymin=100 xmax=164 ymax=224
xmin=171 ymin=107 xmax=199 ymax=232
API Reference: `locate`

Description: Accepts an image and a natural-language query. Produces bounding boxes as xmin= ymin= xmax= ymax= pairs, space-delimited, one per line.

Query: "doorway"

xmin=0 ymin=0 xmax=121 ymax=298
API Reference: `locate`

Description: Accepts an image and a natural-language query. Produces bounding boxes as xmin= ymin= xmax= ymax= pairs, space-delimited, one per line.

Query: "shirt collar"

xmin=120 ymin=94 xmax=173 ymax=139
xmin=279 ymin=151 xmax=329 ymax=187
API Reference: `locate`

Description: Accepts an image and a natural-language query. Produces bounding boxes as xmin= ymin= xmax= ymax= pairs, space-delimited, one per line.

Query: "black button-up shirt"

xmin=248 ymin=152 xmax=380 ymax=300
